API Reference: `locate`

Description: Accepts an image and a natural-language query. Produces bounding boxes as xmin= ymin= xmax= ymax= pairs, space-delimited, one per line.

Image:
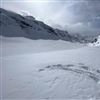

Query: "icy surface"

xmin=1 ymin=37 xmax=100 ymax=99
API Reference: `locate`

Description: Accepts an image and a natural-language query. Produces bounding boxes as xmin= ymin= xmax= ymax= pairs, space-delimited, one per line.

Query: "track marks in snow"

xmin=81 ymin=66 xmax=89 ymax=70
xmin=34 ymin=63 xmax=100 ymax=99
xmin=97 ymin=70 xmax=100 ymax=74
xmin=50 ymin=77 xmax=59 ymax=90
xmin=38 ymin=63 xmax=100 ymax=84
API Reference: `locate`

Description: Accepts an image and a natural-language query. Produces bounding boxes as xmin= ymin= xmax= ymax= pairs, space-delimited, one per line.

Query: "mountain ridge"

xmin=0 ymin=8 xmax=86 ymax=42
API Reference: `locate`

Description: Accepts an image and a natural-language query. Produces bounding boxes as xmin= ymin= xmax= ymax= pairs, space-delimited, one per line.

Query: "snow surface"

xmin=1 ymin=37 xmax=100 ymax=99
xmin=0 ymin=36 xmax=83 ymax=57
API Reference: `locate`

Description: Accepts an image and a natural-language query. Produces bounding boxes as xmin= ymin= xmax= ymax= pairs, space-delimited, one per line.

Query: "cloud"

xmin=67 ymin=1 xmax=100 ymax=26
xmin=51 ymin=1 xmax=100 ymax=37
xmin=20 ymin=10 xmax=31 ymax=16
xmin=52 ymin=22 xmax=100 ymax=37
xmin=69 ymin=24 xmax=100 ymax=37
xmin=97 ymin=17 xmax=100 ymax=19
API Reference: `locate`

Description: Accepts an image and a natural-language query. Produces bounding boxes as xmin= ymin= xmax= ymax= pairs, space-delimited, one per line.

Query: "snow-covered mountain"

xmin=73 ymin=33 xmax=90 ymax=43
xmin=88 ymin=35 xmax=100 ymax=46
xmin=0 ymin=8 xmax=85 ymax=42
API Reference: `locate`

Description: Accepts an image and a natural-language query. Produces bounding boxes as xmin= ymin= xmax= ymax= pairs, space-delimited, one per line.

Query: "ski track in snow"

xmin=40 ymin=63 xmax=100 ymax=83
xmin=37 ymin=63 xmax=100 ymax=99
xmin=2 ymin=61 xmax=100 ymax=99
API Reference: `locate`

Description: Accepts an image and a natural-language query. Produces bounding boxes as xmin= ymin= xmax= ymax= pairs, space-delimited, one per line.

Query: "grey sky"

xmin=1 ymin=0 xmax=100 ymax=37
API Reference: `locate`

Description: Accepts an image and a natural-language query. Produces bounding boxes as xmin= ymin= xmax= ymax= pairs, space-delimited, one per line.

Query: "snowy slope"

xmin=88 ymin=35 xmax=100 ymax=46
xmin=0 ymin=8 xmax=85 ymax=42
xmin=1 ymin=37 xmax=100 ymax=99
xmin=0 ymin=36 xmax=83 ymax=57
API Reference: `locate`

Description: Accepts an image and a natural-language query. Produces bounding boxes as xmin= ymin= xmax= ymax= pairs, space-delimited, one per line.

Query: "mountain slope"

xmin=88 ymin=35 xmax=100 ymax=46
xmin=0 ymin=8 xmax=84 ymax=42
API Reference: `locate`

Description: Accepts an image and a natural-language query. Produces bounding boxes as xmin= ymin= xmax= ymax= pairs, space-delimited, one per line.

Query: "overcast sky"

xmin=1 ymin=0 xmax=100 ymax=37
